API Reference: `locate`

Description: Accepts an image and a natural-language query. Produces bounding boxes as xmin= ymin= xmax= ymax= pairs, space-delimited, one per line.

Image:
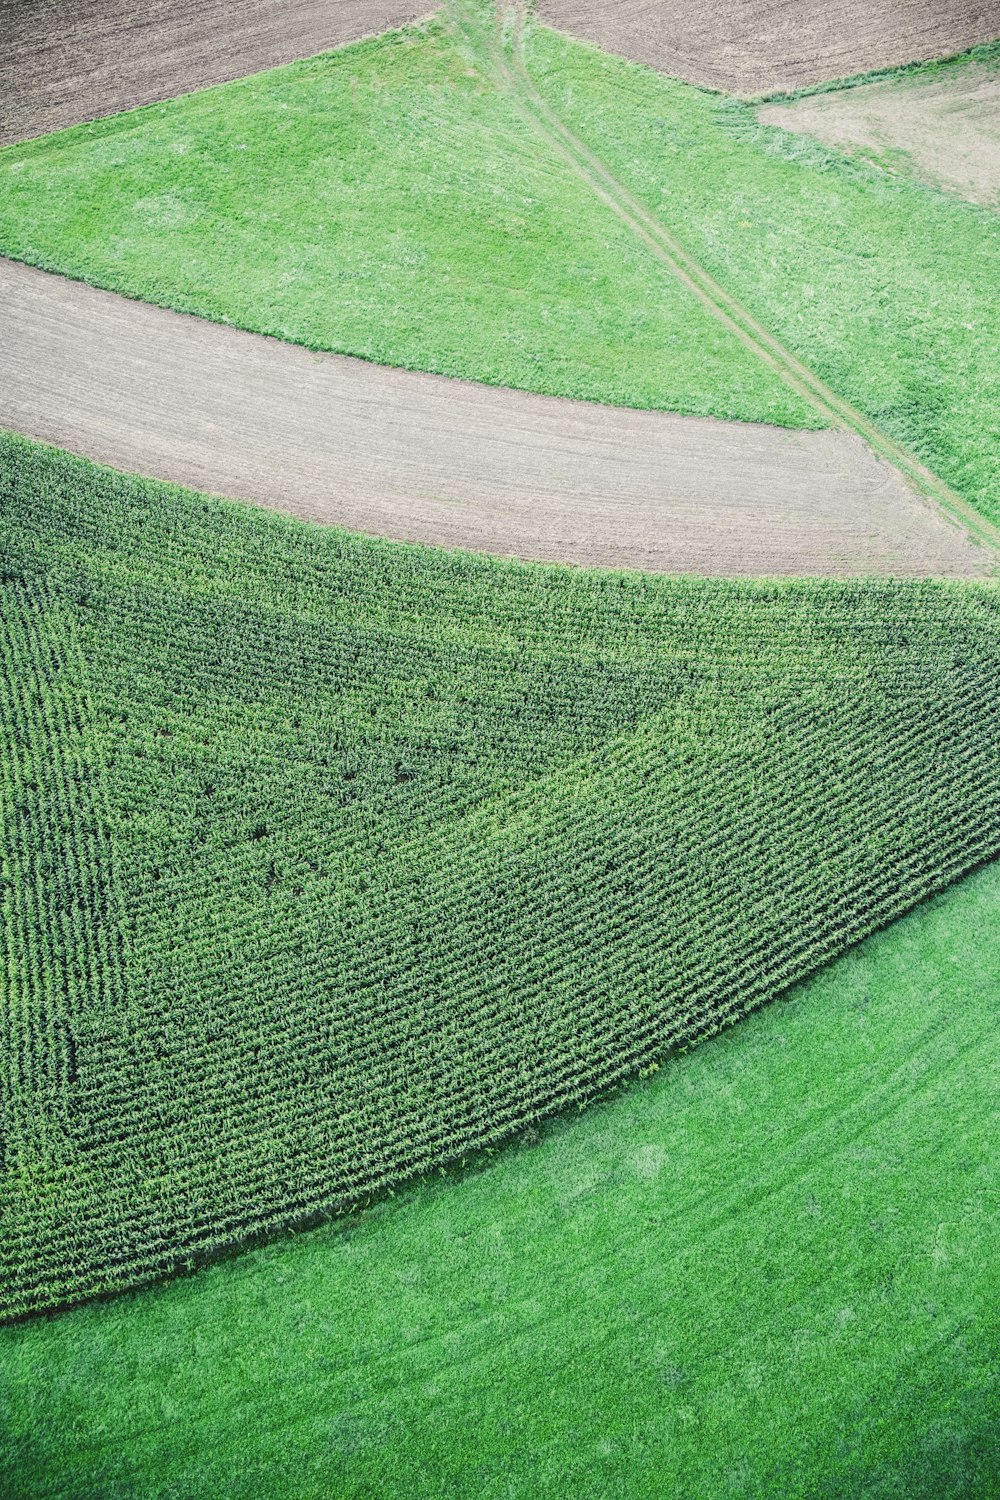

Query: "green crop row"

xmin=3 ymin=430 xmax=1000 ymax=1318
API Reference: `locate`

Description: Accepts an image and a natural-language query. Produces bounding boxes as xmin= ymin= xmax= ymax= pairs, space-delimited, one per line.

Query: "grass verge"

xmin=521 ymin=19 xmax=1000 ymax=527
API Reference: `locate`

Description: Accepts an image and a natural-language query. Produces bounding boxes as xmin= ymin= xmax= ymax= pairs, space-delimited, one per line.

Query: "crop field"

xmin=2 ymin=857 xmax=998 ymax=1497
xmin=536 ymin=0 xmax=1000 ymax=94
xmin=2 ymin=0 xmax=999 ymax=1493
xmin=3 ymin=430 xmax=1000 ymax=1318
xmin=1 ymin=6 xmax=998 ymax=536
xmin=760 ymin=43 xmax=1000 ymax=208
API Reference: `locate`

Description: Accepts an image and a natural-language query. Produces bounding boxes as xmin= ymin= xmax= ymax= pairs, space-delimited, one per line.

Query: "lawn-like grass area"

xmin=0 ymin=17 xmax=811 ymax=428
xmin=523 ymin=22 xmax=1000 ymax=523
xmin=2 ymin=857 xmax=997 ymax=1499
xmin=4 ymin=431 xmax=1000 ymax=1317
xmin=2 ymin=7 xmax=1000 ymax=522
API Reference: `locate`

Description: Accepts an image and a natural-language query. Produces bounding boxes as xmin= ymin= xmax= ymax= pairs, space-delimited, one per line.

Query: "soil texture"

xmin=760 ymin=63 xmax=1000 ymax=206
xmin=0 ymin=259 xmax=989 ymax=578
xmin=536 ymin=0 xmax=1000 ymax=96
xmin=0 ymin=0 xmax=428 ymax=146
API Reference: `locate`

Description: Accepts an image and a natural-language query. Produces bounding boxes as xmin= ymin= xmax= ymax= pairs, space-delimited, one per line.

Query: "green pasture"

xmin=0 ymin=17 xmax=809 ymax=428
xmin=522 ymin=23 xmax=1000 ymax=524
xmin=2 ymin=854 xmax=997 ymax=1498
xmin=1 ymin=7 xmax=999 ymax=522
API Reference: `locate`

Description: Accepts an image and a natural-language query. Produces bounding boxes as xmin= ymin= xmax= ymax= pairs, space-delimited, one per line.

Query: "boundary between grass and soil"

xmin=752 ymin=35 xmax=1000 ymax=105
xmin=447 ymin=0 xmax=1000 ymax=561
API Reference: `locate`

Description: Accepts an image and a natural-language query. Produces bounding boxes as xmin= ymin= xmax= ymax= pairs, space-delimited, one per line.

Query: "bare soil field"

xmin=760 ymin=64 xmax=1000 ymax=207
xmin=536 ymin=0 xmax=1000 ymax=96
xmin=0 ymin=258 xmax=989 ymax=578
xmin=0 ymin=0 xmax=428 ymax=146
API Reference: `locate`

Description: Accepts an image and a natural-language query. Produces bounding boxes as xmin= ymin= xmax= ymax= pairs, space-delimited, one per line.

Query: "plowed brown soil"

xmin=536 ymin=0 xmax=1000 ymax=96
xmin=0 ymin=258 xmax=989 ymax=577
xmin=0 ymin=0 xmax=428 ymax=147
xmin=760 ymin=64 xmax=1000 ymax=207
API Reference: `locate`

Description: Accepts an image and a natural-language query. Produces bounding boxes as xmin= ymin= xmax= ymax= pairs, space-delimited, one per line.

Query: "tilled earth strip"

xmin=0 ymin=0 xmax=430 ymax=146
xmin=0 ymin=258 xmax=990 ymax=578
xmin=537 ymin=0 xmax=999 ymax=96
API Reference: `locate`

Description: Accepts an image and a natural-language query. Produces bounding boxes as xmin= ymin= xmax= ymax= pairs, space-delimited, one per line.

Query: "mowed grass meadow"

xmin=2 ymin=857 xmax=998 ymax=1498
xmin=1 ymin=8 xmax=999 ymax=522
xmin=0 ymin=17 xmax=812 ymax=428
xmin=523 ymin=25 xmax=1000 ymax=523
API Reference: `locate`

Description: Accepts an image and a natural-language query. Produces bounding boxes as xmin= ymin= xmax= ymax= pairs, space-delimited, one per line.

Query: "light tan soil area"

xmin=0 ymin=259 xmax=989 ymax=577
xmin=0 ymin=0 xmax=428 ymax=146
xmin=536 ymin=0 xmax=1000 ymax=96
xmin=760 ymin=64 xmax=1000 ymax=207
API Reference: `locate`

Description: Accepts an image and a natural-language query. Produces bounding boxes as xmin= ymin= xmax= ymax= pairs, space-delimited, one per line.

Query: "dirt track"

xmin=0 ymin=258 xmax=989 ymax=577
xmin=536 ymin=0 xmax=1000 ymax=96
xmin=0 ymin=0 xmax=428 ymax=146
xmin=760 ymin=63 xmax=1000 ymax=207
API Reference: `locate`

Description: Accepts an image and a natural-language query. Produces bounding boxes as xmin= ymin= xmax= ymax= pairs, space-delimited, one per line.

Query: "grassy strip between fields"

xmin=519 ymin=15 xmax=1000 ymax=528
xmin=470 ymin=3 xmax=1000 ymax=554
xmin=3 ymin=431 xmax=1000 ymax=1320
xmin=0 ymin=5 xmax=998 ymax=527
xmin=2 ymin=855 xmax=997 ymax=1499
xmin=0 ymin=14 xmax=812 ymax=429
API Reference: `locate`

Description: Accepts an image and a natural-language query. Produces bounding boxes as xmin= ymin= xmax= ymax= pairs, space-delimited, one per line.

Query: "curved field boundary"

xmin=759 ymin=61 xmax=1000 ymax=209
xmin=453 ymin=1 xmax=1000 ymax=562
xmin=0 ymin=0 xmax=431 ymax=148
xmin=0 ymin=258 xmax=989 ymax=578
xmin=535 ymin=0 xmax=1000 ymax=97
xmin=3 ymin=859 xmax=998 ymax=1495
xmin=5 ymin=433 xmax=1000 ymax=1317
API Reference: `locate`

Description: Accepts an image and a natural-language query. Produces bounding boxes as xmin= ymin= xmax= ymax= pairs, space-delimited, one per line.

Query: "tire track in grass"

xmin=449 ymin=0 xmax=1000 ymax=561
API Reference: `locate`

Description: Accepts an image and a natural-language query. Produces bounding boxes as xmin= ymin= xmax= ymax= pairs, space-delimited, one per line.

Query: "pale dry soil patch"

xmin=0 ymin=0 xmax=428 ymax=146
xmin=760 ymin=63 xmax=1000 ymax=208
xmin=536 ymin=0 xmax=1000 ymax=95
xmin=0 ymin=259 xmax=989 ymax=577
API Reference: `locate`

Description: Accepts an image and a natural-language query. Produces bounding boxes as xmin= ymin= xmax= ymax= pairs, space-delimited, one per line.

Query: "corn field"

xmin=3 ymin=431 xmax=1000 ymax=1318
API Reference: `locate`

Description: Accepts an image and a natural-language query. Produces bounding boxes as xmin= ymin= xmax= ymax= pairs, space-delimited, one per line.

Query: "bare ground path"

xmin=0 ymin=0 xmax=430 ymax=147
xmin=535 ymin=0 xmax=1000 ymax=97
xmin=0 ymin=258 xmax=989 ymax=577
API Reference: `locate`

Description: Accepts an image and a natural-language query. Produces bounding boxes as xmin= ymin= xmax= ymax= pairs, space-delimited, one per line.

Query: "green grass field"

xmin=4 ymin=430 xmax=1000 ymax=1318
xmin=2 ymin=5 xmax=1000 ymax=524
xmin=0 ymin=17 xmax=810 ymax=428
xmin=2 ymin=855 xmax=997 ymax=1499
xmin=522 ymin=23 xmax=1000 ymax=524
xmin=3 ymin=4 xmax=1000 ymax=1492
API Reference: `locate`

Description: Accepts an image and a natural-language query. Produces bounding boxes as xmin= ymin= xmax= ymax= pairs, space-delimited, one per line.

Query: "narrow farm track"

xmin=452 ymin=0 xmax=1000 ymax=561
xmin=0 ymin=258 xmax=989 ymax=578
xmin=0 ymin=0 xmax=430 ymax=147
